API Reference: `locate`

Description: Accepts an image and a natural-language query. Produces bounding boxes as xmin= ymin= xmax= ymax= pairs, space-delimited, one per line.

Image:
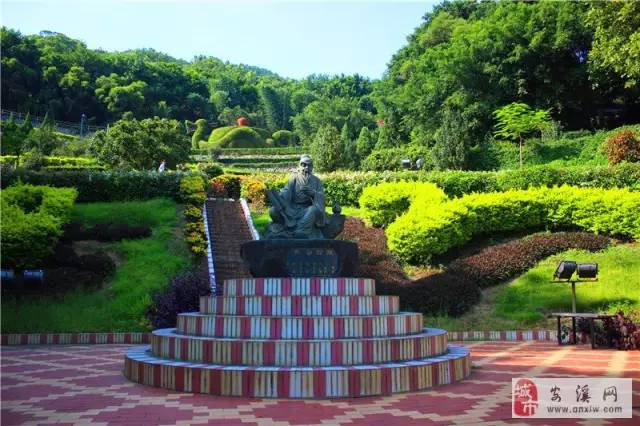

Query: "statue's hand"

xmin=300 ymin=186 xmax=315 ymax=197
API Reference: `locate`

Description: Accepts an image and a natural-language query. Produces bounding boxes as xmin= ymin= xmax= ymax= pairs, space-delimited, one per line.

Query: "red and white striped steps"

xmin=223 ymin=277 xmax=376 ymax=296
xmin=124 ymin=345 xmax=470 ymax=398
xmin=150 ymin=327 xmax=448 ymax=366
xmin=125 ymin=277 xmax=471 ymax=397
xmin=200 ymin=295 xmax=400 ymax=316
xmin=177 ymin=312 xmax=424 ymax=339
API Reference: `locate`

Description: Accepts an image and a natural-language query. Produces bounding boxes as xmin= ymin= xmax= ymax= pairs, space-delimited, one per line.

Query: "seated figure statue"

xmin=265 ymin=155 xmax=344 ymax=239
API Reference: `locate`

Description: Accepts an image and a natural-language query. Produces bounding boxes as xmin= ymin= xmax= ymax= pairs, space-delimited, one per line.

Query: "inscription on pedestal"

xmin=285 ymin=248 xmax=338 ymax=277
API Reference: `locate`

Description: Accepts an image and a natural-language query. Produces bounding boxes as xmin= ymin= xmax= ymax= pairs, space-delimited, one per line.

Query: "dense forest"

xmin=2 ymin=0 xmax=639 ymax=166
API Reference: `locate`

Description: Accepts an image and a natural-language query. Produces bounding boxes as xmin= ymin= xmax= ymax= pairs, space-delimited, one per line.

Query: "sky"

xmin=1 ymin=0 xmax=437 ymax=79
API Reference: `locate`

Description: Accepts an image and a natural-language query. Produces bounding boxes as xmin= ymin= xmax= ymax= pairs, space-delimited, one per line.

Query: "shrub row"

xmin=448 ymin=232 xmax=611 ymax=288
xmin=1 ymin=184 xmax=78 ymax=269
xmin=179 ymin=175 xmax=207 ymax=256
xmin=217 ymin=157 xmax=298 ymax=165
xmin=250 ymin=163 xmax=640 ymax=207
xmin=191 ymin=146 xmax=304 ymax=156
xmin=359 ymin=181 xmax=447 ymax=227
xmin=0 ymin=169 xmax=194 ymax=202
xmin=0 ymin=155 xmax=101 ymax=168
xmin=387 ymin=186 xmax=640 ymax=264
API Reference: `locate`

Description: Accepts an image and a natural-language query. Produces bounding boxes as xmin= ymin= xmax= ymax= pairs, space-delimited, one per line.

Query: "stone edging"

xmin=1 ymin=330 xmax=555 ymax=346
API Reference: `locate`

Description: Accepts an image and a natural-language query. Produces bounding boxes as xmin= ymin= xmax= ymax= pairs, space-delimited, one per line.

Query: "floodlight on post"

xmin=552 ymin=260 xmax=598 ymax=313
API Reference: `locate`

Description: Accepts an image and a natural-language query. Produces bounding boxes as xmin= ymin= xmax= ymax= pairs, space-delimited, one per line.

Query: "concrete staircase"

xmin=205 ymin=199 xmax=253 ymax=284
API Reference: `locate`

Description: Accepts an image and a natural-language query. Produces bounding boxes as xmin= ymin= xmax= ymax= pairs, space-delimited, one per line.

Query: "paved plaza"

xmin=1 ymin=341 xmax=638 ymax=425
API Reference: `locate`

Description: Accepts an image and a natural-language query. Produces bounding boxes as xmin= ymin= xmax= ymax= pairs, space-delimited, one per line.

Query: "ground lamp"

xmin=553 ymin=260 xmax=598 ymax=313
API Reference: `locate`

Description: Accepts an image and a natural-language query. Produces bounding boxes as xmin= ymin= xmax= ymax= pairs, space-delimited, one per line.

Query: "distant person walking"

xmin=158 ymin=159 xmax=166 ymax=173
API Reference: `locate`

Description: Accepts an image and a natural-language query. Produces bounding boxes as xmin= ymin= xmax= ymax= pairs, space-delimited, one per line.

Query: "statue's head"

xmin=299 ymin=155 xmax=313 ymax=176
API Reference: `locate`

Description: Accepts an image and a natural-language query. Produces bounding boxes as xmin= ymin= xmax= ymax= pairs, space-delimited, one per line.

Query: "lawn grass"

xmin=1 ymin=198 xmax=190 ymax=332
xmin=250 ymin=206 xmax=361 ymax=237
xmin=424 ymin=244 xmax=640 ymax=331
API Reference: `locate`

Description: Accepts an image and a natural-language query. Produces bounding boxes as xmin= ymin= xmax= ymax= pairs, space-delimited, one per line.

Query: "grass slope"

xmin=1 ymin=198 xmax=190 ymax=332
xmin=424 ymin=244 xmax=640 ymax=331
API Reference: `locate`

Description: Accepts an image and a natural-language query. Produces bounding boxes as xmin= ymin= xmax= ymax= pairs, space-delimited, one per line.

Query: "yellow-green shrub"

xmin=359 ymin=181 xmax=447 ymax=227
xmin=387 ymin=186 xmax=640 ymax=264
xmin=240 ymin=177 xmax=267 ymax=210
xmin=1 ymin=184 xmax=78 ymax=268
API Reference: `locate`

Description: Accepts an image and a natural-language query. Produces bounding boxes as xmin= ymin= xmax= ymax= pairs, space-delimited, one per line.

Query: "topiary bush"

xmin=1 ymin=184 xmax=78 ymax=268
xmin=209 ymin=127 xmax=267 ymax=149
xmin=387 ymin=186 xmax=640 ymax=264
xmin=448 ymin=232 xmax=611 ymax=288
xmin=208 ymin=174 xmax=242 ymax=199
xmin=359 ymin=181 xmax=447 ymax=227
xmin=604 ymin=130 xmax=640 ymax=165
xmin=191 ymin=119 xmax=208 ymax=150
xmin=272 ymin=130 xmax=297 ymax=147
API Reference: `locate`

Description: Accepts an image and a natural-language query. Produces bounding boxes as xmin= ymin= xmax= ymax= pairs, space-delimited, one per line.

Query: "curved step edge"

xmin=176 ymin=312 xmax=424 ymax=339
xmin=223 ymin=277 xmax=376 ymax=297
xmin=199 ymin=295 xmax=400 ymax=316
xmin=124 ymin=345 xmax=471 ymax=398
xmin=150 ymin=328 xmax=448 ymax=366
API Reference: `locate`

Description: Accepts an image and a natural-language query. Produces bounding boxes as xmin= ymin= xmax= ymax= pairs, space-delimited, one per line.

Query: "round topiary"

xmin=604 ymin=130 xmax=640 ymax=165
xmin=272 ymin=130 xmax=297 ymax=147
xmin=217 ymin=127 xmax=266 ymax=148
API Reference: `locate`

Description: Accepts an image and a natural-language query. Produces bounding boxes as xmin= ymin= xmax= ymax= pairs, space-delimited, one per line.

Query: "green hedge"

xmin=191 ymin=147 xmax=304 ymax=156
xmin=359 ymin=181 xmax=446 ymax=227
xmin=1 ymin=155 xmax=102 ymax=168
xmin=387 ymin=186 xmax=640 ymax=264
xmin=0 ymin=169 xmax=203 ymax=202
xmin=321 ymin=163 xmax=640 ymax=206
xmin=1 ymin=184 xmax=78 ymax=268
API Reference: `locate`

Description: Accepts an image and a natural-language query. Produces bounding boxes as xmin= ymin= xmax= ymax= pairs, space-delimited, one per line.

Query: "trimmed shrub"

xmin=179 ymin=175 xmax=207 ymax=256
xmin=240 ymin=177 xmax=267 ymax=209
xmin=404 ymin=273 xmax=481 ymax=317
xmin=195 ymin=162 xmax=224 ymax=179
xmin=191 ymin=119 xmax=208 ymax=150
xmin=208 ymin=126 xmax=267 ymax=149
xmin=359 ymin=181 xmax=447 ymax=227
xmin=604 ymin=130 xmax=640 ymax=165
xmin=1 ymin=184 xmax=78 ymax=268
xmin=147 ymin=269 xmax=211 ymax=328
xmin=208 ymin=174 xmax=242 ymax=199
xmin=272 ymin=130 xmax=297 ymax=147
xmin=448 ymin=232 xmax=611 ymax=288
xmin=0 ymin=169 xmax=191 ymax=202
xmin=208 ymin=126 xmax=236 ymax=144
xmin=387 ymin=186 xmax=640 ymax=264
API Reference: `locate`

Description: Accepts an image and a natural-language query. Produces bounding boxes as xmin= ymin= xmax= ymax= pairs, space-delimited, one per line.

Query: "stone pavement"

xmin=1 ymin=341 xmax=638 ymax=425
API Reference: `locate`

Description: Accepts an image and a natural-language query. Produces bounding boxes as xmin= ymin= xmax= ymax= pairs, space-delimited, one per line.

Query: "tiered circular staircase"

xmin=124 ymin=277 xmax=470 ymax=398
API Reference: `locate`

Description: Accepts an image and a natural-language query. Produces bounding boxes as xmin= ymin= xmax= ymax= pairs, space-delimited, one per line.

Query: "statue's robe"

xmin=270 ymin=172 xmax=327 ymax=238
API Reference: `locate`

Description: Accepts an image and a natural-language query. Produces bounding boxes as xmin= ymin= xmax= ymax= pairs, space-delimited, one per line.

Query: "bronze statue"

xmin=265 ymin=155 xmax=344 ymax=239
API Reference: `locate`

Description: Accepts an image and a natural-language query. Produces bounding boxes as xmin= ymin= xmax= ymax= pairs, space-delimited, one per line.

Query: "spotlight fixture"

xmin=552 ymin=260 xmax=598 ymax=313
xmin=554 ymin=260 xmax=577 ymax=280
xmin=577 ymin=263 xmax=598 ymax=279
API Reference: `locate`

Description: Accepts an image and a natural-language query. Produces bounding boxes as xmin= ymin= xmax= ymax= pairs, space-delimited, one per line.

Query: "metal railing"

xmin=0 ymin=109 xmax=107 ymax=137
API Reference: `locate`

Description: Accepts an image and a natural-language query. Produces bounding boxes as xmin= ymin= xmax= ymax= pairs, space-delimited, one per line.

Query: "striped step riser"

xmin=200 ymin=296 xmax=399 ymax=316
xmin=223 ymin=278 xmax=375 ymax=296
xmin=150 ymin=331 xmax=448 ymax=367
xmin=124 ymin=347 xmax=470 ymax=398
xmin=177 ymin=314 xmax=424 ymax=339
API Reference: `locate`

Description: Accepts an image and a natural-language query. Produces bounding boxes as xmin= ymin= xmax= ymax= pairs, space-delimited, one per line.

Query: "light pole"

xmin=80 ymin=113 xmax=86 ymax=138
